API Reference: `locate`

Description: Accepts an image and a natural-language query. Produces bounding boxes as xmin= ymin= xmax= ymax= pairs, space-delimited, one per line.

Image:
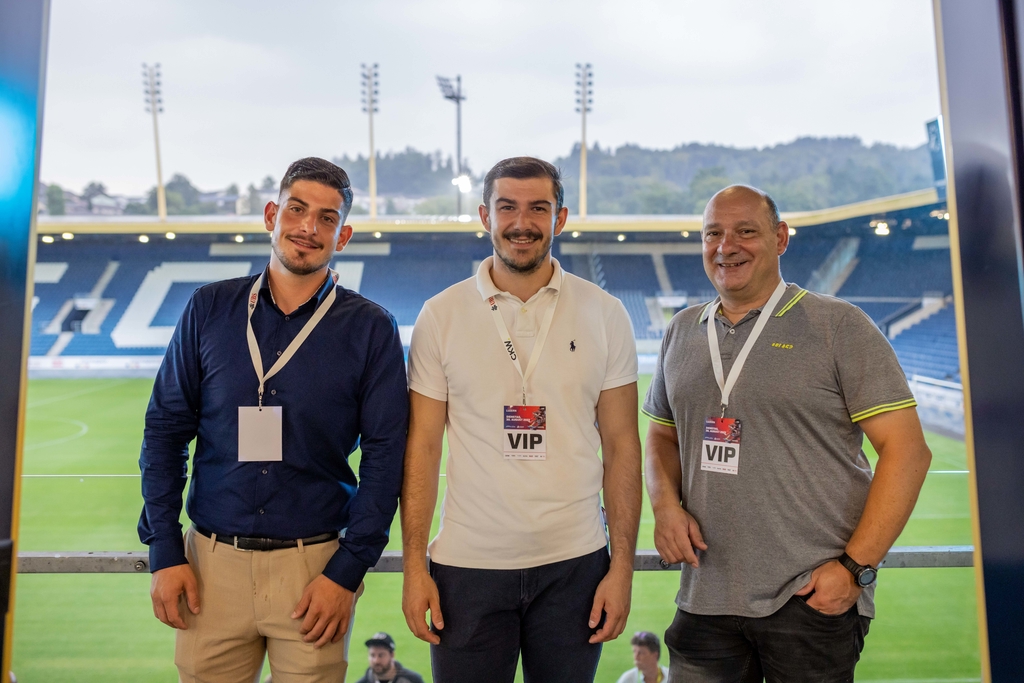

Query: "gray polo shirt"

xmin=643 ymin=283 xmax=916 ymax=619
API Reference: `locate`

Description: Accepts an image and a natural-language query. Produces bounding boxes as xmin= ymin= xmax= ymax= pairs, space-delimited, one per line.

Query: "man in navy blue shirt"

xmin=139 ymin=157 xmax=408 ymax=682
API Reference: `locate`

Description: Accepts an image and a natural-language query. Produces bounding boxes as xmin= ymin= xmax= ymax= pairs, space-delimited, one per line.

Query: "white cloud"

xmin=40 ymin=0 xmax=940 ymax=194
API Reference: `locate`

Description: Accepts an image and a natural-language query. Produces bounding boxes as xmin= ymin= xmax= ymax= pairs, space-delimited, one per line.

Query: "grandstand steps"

xmin=45 ymin=332 xmax=74 ymax=357
xmin=806 ymin=237 xmax=860 ymax=295
xmin=650 ymin=253 xmax=673 ymax=294
xmin=42 ymin=300 xmax=74 ymax=335
xmin=888 ymin=296 xmax=948 ymax=339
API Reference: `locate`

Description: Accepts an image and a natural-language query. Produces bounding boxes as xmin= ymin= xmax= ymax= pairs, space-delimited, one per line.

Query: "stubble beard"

xmin=271 ymin=234 xmax=331 ymax=276
xmin=493 ymin=231 xmax=551 ymax=275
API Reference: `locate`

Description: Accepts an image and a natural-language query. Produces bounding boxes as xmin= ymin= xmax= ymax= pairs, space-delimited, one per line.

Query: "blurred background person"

xmin=354 ymin=632 xmax=426 ymax=683
xmin=617 ymin=631 xmax=669 ymax=683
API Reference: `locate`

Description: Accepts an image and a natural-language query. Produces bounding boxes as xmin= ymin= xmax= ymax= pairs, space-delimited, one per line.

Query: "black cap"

xmin=365 ymin=632 xmax=396 ymax=651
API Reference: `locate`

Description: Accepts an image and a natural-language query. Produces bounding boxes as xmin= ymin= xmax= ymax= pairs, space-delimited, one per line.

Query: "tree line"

xmin=43 ymin=136 xmax=933 ymax=216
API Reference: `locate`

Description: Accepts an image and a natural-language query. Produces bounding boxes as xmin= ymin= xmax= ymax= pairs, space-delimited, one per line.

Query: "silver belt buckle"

xmin=232 ymin=536 xmax=253 ymax=552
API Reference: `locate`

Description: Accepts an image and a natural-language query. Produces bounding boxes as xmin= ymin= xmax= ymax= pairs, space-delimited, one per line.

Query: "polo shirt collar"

xmin=699 ymin=282 xmax=798 ymax=324
xmin=258 ymin=266 xmax=335 ymax=313
xmin=475 ymin=255 xmax=564 ymax=301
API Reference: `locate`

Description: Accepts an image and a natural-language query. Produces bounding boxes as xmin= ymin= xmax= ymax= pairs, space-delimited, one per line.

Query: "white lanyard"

xmin=706 ymin=279 xmax=787 ymax=417
xmin=246 ymin=271 xmax=337 ymax=408
xmin=486 ymin=269 xmax=562 ymax=405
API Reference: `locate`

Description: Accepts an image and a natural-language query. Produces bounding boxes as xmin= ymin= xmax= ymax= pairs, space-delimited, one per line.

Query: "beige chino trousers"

xmin=175 ymin=527 xmax=361 ymax=683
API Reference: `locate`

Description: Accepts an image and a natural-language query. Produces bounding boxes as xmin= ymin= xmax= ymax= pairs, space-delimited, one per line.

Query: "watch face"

xmin=859 ymin=567 xmax=878 ymax=586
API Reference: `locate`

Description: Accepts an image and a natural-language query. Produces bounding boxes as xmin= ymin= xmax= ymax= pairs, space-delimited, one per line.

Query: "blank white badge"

xmin=238 ymin=406 xmax=283 ymax=462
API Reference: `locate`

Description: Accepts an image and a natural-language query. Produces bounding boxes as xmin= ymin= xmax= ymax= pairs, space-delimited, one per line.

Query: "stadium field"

xmin=13 ymin=378 xmax=980 ymax=682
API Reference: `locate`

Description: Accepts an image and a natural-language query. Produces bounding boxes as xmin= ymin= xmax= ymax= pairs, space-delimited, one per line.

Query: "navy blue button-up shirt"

xmin=138 ymin=270 xmax=408 ymax=591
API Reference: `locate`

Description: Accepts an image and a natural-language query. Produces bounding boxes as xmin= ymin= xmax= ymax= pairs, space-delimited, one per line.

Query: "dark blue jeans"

xmin=429 ymin=547 xmax=610 ymax=683
xmin=665 ymin=596 xmax=871 ymax=683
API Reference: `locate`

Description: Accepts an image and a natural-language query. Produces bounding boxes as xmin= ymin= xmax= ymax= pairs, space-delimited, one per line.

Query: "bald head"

xmin=703 ymin=185 xmax=780 ymax=231
xmin=701 ymin=183 xmax=789 ymax=317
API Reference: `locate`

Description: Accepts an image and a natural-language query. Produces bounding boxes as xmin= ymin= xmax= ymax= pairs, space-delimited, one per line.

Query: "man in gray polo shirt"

xmin=643 ymin=184 xmax=932 ymax=681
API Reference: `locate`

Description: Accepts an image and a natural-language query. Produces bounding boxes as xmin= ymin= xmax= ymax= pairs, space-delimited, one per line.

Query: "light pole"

xmin=437 ymin=75 xmax=469 ymax=216
xmin=575 ymin=63 xmax=593 ymax=220
xmin=142 ymin=63 xmax=167 ymax=221
xmin=361 ymin=63 xmax=380 ymax=219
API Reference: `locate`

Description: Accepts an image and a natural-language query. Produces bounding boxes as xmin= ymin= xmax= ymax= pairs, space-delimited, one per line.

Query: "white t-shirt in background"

xmin=616 ymin=665 xmax=670 ymax=683
xmin=407 ymin=257 xmax=638 ymax=569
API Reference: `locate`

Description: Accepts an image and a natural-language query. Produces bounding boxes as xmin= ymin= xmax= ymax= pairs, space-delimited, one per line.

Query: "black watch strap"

xmin=838 ymin=552 xmax=877 ymax=587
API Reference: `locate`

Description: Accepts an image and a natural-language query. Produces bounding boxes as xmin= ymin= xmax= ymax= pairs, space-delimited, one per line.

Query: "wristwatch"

xmin=838 ymin=552 xmax=878 ymax=587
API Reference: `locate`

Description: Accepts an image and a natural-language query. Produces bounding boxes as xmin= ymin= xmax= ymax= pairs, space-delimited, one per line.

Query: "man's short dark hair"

xmin=763 ymin=190 xmax=781 ymax=227
xmin=631 ymin=631 xmax=660 ymax=656
xmin=483 ymin=157 xmax=564 ymax=212
xmin=279 ymin=157 xmax=354 ymax=221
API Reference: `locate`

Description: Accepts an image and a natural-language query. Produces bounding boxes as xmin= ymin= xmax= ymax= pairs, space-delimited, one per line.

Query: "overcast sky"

xmin=40 ymin=0 xmax=941 ymax=196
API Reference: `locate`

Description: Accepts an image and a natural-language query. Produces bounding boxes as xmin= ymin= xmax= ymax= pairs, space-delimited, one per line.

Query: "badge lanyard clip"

xmin=486 ymin=268 xmax=563 ymax=406
xmin=707 ymin=280 xmax=788 ymax=418
xmin=246 ymin=271 xmax=337 ymax=409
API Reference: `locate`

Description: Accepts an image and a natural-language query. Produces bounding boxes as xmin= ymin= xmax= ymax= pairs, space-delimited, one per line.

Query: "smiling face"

xmin=480 ymin=176 xmax=567 ymax=275
xmin=265 ymin=179 xmax=352 ymax=276
xmin=701 ymin=186 xmax=788 ymax=306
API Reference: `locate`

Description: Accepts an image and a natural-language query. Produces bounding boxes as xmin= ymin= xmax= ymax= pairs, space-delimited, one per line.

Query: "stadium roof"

xmin=35 ymin=187 xmax=941 ymax=235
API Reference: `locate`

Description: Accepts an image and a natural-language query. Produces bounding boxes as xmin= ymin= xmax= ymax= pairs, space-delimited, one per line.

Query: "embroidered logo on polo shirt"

xmin=770 ymin=342 xmax=794 ymax=349
xmin=570 ymin=340 xmax=576 ymax=352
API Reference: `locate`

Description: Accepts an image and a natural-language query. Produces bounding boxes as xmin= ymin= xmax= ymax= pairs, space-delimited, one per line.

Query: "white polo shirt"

xmin=408 ymin=257 xmax=638 ymax=569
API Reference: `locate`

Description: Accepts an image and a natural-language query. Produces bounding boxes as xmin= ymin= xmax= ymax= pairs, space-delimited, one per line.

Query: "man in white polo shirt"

xmin=401 ymin=157 xmax=642 ymax=682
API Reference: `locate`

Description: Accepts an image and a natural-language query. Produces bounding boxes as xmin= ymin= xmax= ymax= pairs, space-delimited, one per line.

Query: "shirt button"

xmin=521 ymin=307 xmax=527 ymax=313
xmin=284 ymin=316 xmax=290 ymax=321
xmin=276 ymin=350 xmax=282 ymax=356
xmin=729 ymin=329 xmax=736 ymax=335
xmin=258 ymin=508 xmax=265 ymax=515
xmin=270 ymin=389 xmax=276 ymax=395
xmin=262 ymin=468 xmax=268 ymax=475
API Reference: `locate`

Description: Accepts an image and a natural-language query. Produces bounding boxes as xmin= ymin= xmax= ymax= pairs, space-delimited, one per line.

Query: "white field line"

xmin=22 ymin=472 xmax=968 ymax=479
xmin=22 ymin=473 xmax=966 ymax=479
xmin=26 ymin=379 xmax=128 ymax=409
xmin=22 ymin=474 xmax=142 ymax=478
xmin=860 ymin=679 xmax=980 ymax=683
xmin=23 ymin=420 xmax=89 ymax=451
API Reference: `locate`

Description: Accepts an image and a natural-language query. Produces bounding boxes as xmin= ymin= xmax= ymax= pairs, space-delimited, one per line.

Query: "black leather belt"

xmin=192 ymin=524 xmax=338 ymax=551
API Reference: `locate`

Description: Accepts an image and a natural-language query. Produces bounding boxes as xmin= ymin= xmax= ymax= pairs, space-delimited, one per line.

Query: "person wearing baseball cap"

xmin=354 ymin=632 xmax=425 ymax=683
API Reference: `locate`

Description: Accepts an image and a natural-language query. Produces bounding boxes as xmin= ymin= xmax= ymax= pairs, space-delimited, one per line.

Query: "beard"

xmin=493 ymin=229 xmax=552 ymax=275
xmin=271 ymin=233 xmax=332 ymax=276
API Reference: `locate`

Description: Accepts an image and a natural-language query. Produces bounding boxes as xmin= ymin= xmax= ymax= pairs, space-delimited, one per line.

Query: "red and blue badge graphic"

xmin=701 ymin=416 xmax=741 ymax=475
xmin=503 ymin=405 xmax=547 ymax=460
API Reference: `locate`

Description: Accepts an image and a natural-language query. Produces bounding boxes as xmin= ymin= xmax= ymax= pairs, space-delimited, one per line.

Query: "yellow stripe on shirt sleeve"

xmin=642 ymin=408 xmax=676 ymax=427
xmin=849 ymin=398 xmax=918 ymax=423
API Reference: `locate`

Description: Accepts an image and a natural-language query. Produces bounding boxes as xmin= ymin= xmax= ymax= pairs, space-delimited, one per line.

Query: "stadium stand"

xmin=890 ymin=306 xmax=960 ymax=382
xmin=30 ymin=203 xmax=960 ymax=393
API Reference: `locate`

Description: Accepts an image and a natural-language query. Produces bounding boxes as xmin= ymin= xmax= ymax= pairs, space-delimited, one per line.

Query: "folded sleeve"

xmin=833 ymin=306 xmax=917 ymax=423
xmin=603 ymin=297 xmax=639 ymax=390
xmin=642 ymin=322 xmax=678 ymax=427
xmin=407 ymin=303 xmax=449 ymax=401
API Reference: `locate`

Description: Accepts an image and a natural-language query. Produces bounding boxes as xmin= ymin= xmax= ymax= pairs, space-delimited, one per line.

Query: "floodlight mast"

xmin=575 ymin=63 xmax=593 ymax=220
xmin=437 ymin=75 xmax=467 ymax=216
xmin=143 ymin=63 xmax=167 ymax=221
xmin=361 ymin=63 xmax=380 ymax=219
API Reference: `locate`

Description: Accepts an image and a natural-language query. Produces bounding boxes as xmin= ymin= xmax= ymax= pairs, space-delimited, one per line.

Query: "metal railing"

xmin=17 ymin=546 xmax=974 ymax=574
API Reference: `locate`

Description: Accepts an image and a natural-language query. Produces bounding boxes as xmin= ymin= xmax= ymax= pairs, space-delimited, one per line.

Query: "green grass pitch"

xmin=12 ymin=378 xmax=980 ymax=681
